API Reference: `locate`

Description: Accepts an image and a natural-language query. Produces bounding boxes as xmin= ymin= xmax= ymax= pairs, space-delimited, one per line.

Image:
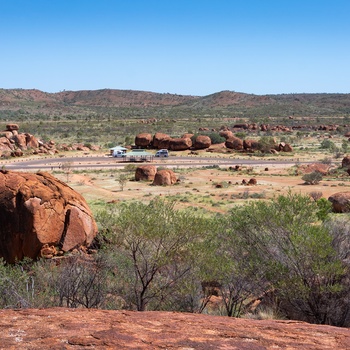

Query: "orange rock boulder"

xmin=193 ymin=135 xmax=211 ymax=150
xmin=153 ymin=132 xmax=170 ymax=149
xmin=135 ymin=133 xmax=152 ymax=148
xmin=135 ymin=165 xmax=157 ymax=181
xmin=225 ymin=136 xmax=243 ymax=150
xmin=169 ymin=138 xmax=192 ymax=151
xmin=152 ymin=169 xmax=177 ymax=186
xmin=328 ymin=192 xmax=350 ymax=213
xmin=0 ymin=171 xmax=98 ymax=263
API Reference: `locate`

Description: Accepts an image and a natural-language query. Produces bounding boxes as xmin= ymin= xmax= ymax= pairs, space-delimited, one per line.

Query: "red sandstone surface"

xmin=0 ymin=308 xmax=349 ymax=349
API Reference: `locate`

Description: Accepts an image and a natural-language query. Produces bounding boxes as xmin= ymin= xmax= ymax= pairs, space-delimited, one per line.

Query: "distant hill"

xmin=1 ymin=88 xmax=350 ymax=118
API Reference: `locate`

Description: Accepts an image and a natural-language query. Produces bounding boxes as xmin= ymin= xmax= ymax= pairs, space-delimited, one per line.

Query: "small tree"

xmin=227 ymin=192 xmax=347 ymax=325
xmin=96 ymin=199 xmax=209 ymax=311
xmin=320 ymin=139 xmax=336 ymax=152
xmin=302 ymin=171 xmax=323 ymax=185
xmin=61 ymin=161 xmax=73 ymax=182
xmin=116 ymin=173 xmax=128 ymax=191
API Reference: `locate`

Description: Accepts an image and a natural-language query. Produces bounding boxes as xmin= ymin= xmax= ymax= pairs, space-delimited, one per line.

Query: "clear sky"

xmin=1 ymin=0 xmax=349 ymax=96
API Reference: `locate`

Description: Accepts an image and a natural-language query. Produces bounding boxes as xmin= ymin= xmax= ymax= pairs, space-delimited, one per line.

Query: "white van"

xmin=155 ymin=149 xmax=169 ymax=157
xmin=113 ymin=150 xmax=126 ymax=158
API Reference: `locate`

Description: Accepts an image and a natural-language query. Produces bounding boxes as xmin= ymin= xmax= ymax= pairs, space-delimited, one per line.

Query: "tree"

xmin=302 ymin=171 xmax=323 ymax=185
xmin=61 ymin=161 xmax=73 ymax=182
xmin=320 ymin=139 xmax=336 ymax=152
xmin=96 ymin=199 xmax=209 ymax=311
xmin=47 ymin=255 xmax=109 ymax=308
xmin=201 ymin=214 xmax=269 ymax=317
xmin=116 ymin=173 xmax=128 ymax=191
xmin=226 ymin=192 xmax=347 ymax=325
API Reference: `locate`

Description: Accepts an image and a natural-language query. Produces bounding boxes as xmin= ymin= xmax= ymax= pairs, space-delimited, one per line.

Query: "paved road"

xmin=0 ymin=155 xmax=308 ymax=171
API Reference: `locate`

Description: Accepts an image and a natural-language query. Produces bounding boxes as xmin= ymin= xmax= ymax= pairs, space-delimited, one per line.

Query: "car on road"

xmin=112 ymin=150 xmax=127 ymax=158
xmin=155 ymin=149 xmax=169 ymax=157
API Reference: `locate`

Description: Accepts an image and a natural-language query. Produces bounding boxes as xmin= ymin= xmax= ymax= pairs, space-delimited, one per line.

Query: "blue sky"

xmin=1 ymin=0 xmax=349 ymax=96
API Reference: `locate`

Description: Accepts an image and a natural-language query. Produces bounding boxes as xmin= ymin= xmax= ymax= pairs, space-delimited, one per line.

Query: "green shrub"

xmin=302 ymin=171 xmax=323 ymax=185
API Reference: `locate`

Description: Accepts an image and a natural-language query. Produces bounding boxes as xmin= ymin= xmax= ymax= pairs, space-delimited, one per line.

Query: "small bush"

xmin=309 ymin=191 xmax=323 ymax=201
xmin=302 ymin=171 xmax=323 ymax=185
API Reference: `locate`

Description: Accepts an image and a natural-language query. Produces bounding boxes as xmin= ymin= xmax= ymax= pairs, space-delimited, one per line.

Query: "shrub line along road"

xmin=1 ymin=155 xmax=318 ymax=171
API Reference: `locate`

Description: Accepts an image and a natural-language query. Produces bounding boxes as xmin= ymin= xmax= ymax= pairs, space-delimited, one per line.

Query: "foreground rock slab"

xmin=0 ymin=308 xmax=349 ymax=349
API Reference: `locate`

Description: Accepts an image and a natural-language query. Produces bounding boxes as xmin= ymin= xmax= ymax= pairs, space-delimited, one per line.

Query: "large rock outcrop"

xmin=0 ymin=308 xmax=348 ymax=349
xmin=0 ymin=171 xmax=98 ymax=262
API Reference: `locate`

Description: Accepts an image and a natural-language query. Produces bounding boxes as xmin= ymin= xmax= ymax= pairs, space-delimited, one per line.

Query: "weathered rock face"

xmin=0 ymin=136 xmax=14 ymax=152
xmin=135 ymin=133 xmax=152 ymax=147
xmin=168 ymin=137 xmax=192 ymax=151
xmin=13 ymin=133 xmax=27 ymax=149
xmin=225 ymin=136 xmax=243 ymax=150
xmin=152 ymin=169 xmax=177 ymax=186
xmin=0 ymin=309 xmax=349 ymax=350
xmin=193 ymin=135 xmax=211 ymax=150
xmin=25 ymin=133 xmax=40 ymax=148
xmin=135 ymin=165 xmax=157 ymax=181
xmin=0 ymin=171 xmax=98 ymax=263
xmin=153 ymin=132 xmax=170 ymax=149
xmin=328 ymin=192 xmax=350 ymax=213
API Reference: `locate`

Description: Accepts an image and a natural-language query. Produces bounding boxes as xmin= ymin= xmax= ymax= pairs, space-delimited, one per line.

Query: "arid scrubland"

xmin=1 ymin=89 xmax=350 ymax=328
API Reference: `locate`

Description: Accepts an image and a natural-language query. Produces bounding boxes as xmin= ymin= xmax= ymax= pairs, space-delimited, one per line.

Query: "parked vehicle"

xmin=155 ymin=149 xmax=169 ymax=157
xmin=113 ymin=150 xmax=126 ymax=158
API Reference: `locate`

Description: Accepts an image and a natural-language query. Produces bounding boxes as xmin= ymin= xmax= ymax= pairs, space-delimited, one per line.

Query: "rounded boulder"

xmin=152 ymin=169 xmax=177 ymax=186
xmin=0 ymin=171 xmax=98 ymax=263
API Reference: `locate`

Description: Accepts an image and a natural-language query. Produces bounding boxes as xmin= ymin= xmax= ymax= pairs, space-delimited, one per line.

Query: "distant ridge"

xmin=1 ymin=88 xmax=350 ymax=117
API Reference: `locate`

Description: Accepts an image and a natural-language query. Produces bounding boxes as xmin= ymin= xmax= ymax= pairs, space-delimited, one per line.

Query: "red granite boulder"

xmin=135 ymin=165 xmax=157 ymax=181
xmin=0 ymin=171 xmax=98 ymax=263
xmin=193 ymin=135 xmax=211 ymax=150
xmin=135 ymin=133 xmax=152 ymax=148
xmin=168 ymin=138 xmax=192 ymax=151
xmin=225 ymin=136 xmax=243 ymax=150
xmin=153 ymin=133 xmax=170 ymax=149
xmin=152 ymin=169 xmax=177 ymax=186
xmin=328 ymin=192 xmax=350 ymax=213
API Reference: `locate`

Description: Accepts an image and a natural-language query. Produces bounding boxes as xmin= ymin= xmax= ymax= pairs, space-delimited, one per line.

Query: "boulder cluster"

xmin=135 ymin=131 xmax=293 ymax=153
xmin=0 ymin=123 xmax=41 ymax=156
xmin=135 ymin=132 xmax=199 ymax=151
xmin=218 ymin=130 xmax=293 ymax=153
xmin=135 ymin=165 xmax=177 ymax=186
xmin=0 ymin=124 xmax=101 ymax=158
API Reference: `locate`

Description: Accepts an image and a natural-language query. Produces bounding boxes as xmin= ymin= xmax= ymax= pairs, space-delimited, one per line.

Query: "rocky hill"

xmin=1 ymin=88 xmax=350 ymax=118
xmin=1 ymin=308 xmax=349 ymax=349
